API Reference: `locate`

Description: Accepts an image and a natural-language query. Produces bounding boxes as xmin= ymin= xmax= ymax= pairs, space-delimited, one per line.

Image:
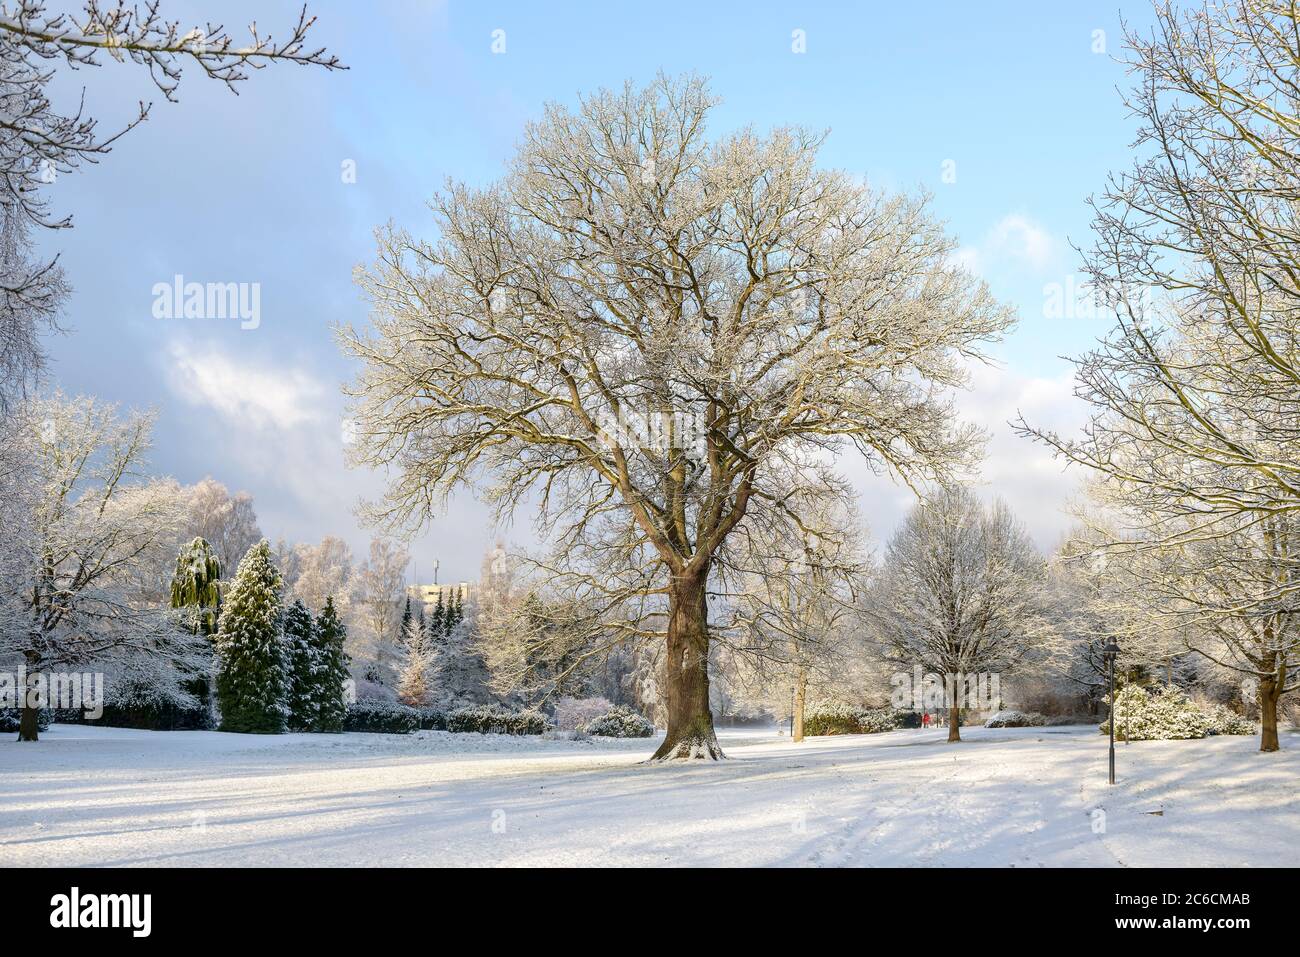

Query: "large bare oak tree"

xmin=339 ymin=76 xmax=1012 ymax=759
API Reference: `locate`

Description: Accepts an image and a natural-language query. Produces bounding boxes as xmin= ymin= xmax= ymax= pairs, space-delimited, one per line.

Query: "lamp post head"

xmin=1102 ymin=640 xmax=1120 ymax=664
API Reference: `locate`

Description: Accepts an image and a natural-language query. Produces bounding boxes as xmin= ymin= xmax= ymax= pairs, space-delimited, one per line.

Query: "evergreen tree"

xmin=315 ymin=595 xmax=351 ymax=732
xmin=430 ymin=589 xmax=446 ymax=639
xmin=449 ymin=588 xmax=464 ymax=630
xmin=398 ymin=595 xmax=413 ymax=649
xmin=168 ymin=537 xmax=223 ymax=724
xmin=283 ymin=598 xmax=320 ymax=731
xmin=421 ymin=602 xmax=437 ymax=650
xmin=215 ymin=540 xmax=289 ymax=734
xmin=396 ymin=616 xmax=431 ymax=706
xmin=169 ymin=537 xmax=222 ymax=636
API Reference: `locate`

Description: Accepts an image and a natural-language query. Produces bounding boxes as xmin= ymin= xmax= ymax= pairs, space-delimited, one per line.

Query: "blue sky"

xmin=40 ymin=0 xmax=1156 ymax=582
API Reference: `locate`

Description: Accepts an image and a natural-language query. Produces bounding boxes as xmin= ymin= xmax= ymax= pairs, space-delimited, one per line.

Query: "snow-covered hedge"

xmin=804 ymin=704 xmax=916 ymax=736
xmin=1097 ymin=685 xmax=1254 ymax=741
xmin=985 ymin=710 xmax=1047 ymax=728
xmin=0 ymin=708 xmax=49 ymax=733
xmin=343 ymin=700 xmax=420 ymax=734
xmin=553 ymin=696 xmax=614 ymax=731
xmin=413 ymin=706 xmax=447 ymax=731
xmin=582 ymin=705 xmax=655 ymax=738
xmin=447 ymin=705 xmax=549 ymax=736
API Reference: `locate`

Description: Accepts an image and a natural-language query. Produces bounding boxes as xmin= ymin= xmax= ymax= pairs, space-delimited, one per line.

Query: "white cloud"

xmin=165 ymin=340 xmax=327 ymax=431
xmin=952 ymin=213 xmax=1058 ymax=277
xmin=841 ymin=360 xmax=1088 ymax=554
xmin=159 ymin=338 xmax=501 ymax=584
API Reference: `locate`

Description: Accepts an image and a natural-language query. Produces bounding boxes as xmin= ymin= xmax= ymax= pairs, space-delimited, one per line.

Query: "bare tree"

xmin=868 ymin=488 xmax=1047 ymax=742
xmin=339 ymin=75 xmax=1012 ymax=760
xmin=183 ymin=477 xmax=262 ymax=575
xmin=1046 ymin=521 xmax=1191 ymax=705
xmin=291 ymin=535 xmax=354 ymax=614
xmin=0 ymin=393 xmax=204 ymax=740
xmin=0 ymin=1 xmax=342 ymax=224
xmin=0 ymin=201 xmax=66 ymax=411
xmin=725 ymin=500 xmax=870 ymax=742
xmin=1077 ymin=496 xmax=1300 ymax=751
xmin=1019 ymin=0 xmax=1300 ymax=532
xmin=1160 ymin=518 xmax=1297 ymax=750
xmin=1015 ymin=0 xmax=1300 ymax=749
xmin=348 ymin=537 xmax=409 ymax=681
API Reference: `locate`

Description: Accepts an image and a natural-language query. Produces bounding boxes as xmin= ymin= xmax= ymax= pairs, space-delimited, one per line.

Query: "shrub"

xmin=1099 ymin=685 xmax=1209 ymax=741
xmin=343 ymin=699 xmax=420 ymax=734
xmin=447 ymin=705 xmax=549 ymax=735
xmin=804 ymin=704 xmax=915 ymax=736
xmin=985 ymin=710 xmax=1047 ymax=728
xmin=583 ymin=705 xmax=655 ymax=738
xmin=803 ymin=702 xmax=863 ymax=735
xmin=0 ymin=708 xmax=50 ymax=733
xmin=856 ymin=707 xmax=911 ymax=733
xmin=1203 ymin=703 xmax=1256 ymax=736
xmin=553 ymin=696 xmax=613 ymax=731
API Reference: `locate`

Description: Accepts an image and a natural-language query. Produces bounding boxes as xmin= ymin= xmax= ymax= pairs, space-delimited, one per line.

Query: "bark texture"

xmin=1259 ymin=673 xmax=1281 ymax=753
xmin=651 ymin=574 xmax=723 ymax=761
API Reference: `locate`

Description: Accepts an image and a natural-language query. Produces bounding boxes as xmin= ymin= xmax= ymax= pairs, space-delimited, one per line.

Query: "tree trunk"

xmin=1259 ymin=673 xmax=1280 ymax=753
xmin=18 ymin=702 xmax=40 ymax=741
xmin=651 ymin=570 xmax=723 ymax=761
xmin=17 ymin=656 xmax=40 ymax=741
xmin=792 ymin=668 xmax=807 ymax=743
xmin=947 ymin=705 xmax=961 ymax=743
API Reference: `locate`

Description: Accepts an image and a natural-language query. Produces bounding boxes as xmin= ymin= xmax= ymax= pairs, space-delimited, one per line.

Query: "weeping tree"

xmin=170 ymin=537 xmax=222 ymax=635
xmin=339 ymin=75 xmax=1012 ymax=760
xmin=167 ymin=536 xmax=222 ymax=724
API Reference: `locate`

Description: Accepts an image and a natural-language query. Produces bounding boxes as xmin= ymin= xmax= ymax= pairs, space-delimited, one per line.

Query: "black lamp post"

xmin=1103 ymin=640 xmax=1121 ymax=785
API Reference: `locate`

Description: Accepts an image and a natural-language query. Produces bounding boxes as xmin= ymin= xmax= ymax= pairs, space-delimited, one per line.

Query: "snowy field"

xmin=3 ymin=723 xmax=1297 ymax=867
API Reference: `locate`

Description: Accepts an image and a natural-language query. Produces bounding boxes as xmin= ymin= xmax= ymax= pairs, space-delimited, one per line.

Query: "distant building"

xmin=406 ymin=581 xmax=471 ymax=608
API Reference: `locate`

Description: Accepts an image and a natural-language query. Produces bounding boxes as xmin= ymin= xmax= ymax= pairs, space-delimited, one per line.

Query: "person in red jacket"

xmin=922 ymin=712 xmax=931 ymax=730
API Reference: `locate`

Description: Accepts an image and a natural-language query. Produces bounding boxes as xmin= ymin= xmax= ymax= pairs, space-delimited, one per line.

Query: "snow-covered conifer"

xmin=215 ymin=540 xmax=288 ymax=734
xmin=396 ymin=616 xmax=432 ymax=706
xmin=283 ymin=598 xmax=321 ymax=731
xmin=315 ymin=596 xmax=351 ymax=733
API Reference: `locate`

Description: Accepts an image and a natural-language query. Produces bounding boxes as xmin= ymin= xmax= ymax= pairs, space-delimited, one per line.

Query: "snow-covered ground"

xmin=3 ymin=723 xmax=1297 ymax=867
